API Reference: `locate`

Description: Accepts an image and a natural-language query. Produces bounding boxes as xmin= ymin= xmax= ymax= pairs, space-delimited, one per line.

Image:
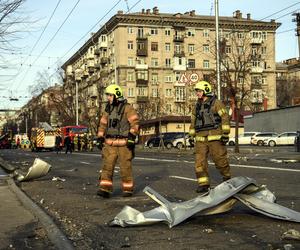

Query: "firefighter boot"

xmin=196 ymin=185 xmax=210 ymax=194
xmin=96 ymin=189 xmax=110 ymax=198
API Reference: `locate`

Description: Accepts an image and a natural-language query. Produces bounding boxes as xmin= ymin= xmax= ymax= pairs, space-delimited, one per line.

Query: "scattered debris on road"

xmin=16 ymin=158 xmax=51 ymax=182
xmin=52 ymin=176 xmax=66 ymax=182
xmin=110 ymin=177 xmax=300 ymax=228
xmin=282 ymin=229 xmax=300 ymax=241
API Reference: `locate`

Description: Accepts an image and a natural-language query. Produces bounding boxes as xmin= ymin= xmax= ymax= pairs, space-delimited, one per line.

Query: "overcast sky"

xmin=0 ymin=0 xmax=298 ymax=109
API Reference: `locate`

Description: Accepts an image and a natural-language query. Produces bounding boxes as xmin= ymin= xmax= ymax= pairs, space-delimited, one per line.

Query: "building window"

xmin=165 ymin=43 xmax=171 ymax=51
xmin=203 ymin=44 xmax=210 ymax=53
xmin=137 ymin=42 xmax=146 ymax=50
xmin=136 ymin=57 xmax=145 ymax=64
xmin=151 ymin=73 xmax=158 ymax=84
xmin=151 ymin=42 xmax=158 ymax=51
xmin=188 ymin=59 xmax=195 ymax=68
xmin=137 ymin=27 xmax=144 ymax=37
xmin=188 ymin=44 xmax=195 ymax=54
xmin=203 ymin=60 xmax=210 ymax=68
xmin=137 ymin=87 xmax=147 ymax=96
xmin=187 ymin=29 xmax=195 ymax=37
xmin=166 ymin=104 xmax=172 ymax=113
xmin=175 ymin=44 xmax=181 ymax=53
xmin=238 ymin=77 xmax=244 ymax=84
xmin=203 ymin=29 xmax=210 ymax=37
xmin=237 ymin=32 xmax=244 ymax=39
xmin=128 ymin=57 xmax=134 ymax=66
xmin=166 ymin=88 xmax=172 ymax=97
xmin=261 ymin=46 xmax=267 ymax=55
xmin=127 ymin=72 xmax=134 ymax=81
xmin=225 ymin=46 xmax=231 ymax=54
xmin=101 ymin=35 xmax=106 ymax=42
xmin=165 ymin=75 xmax=173 ymax=83
xmin=128 ymin=41 xmax=133 ymax=49
xmin=237 ymin=46 xmax=244 ymax=54
xmin=175 ymin=87 xmax=185 ymax=101
xmin=151 ymin=58 xmax=159 ymax=67
xmin=262 ymin=31 xmax=267 ymax=40
xmin=252 ymin=60 xmax=261 ymax=67
xmin=152 ymin=88 xmax=158 ymax=97
xmin=165 ymin=58 xmax=171 ymax=67
xmin=127 ymin=26 xmax=134 ymax=34
xmin=150 ymin=28 xmax=158 ymax=35
xmin=175 ymin=72 xmax=181 ymax=81
xmin=262 ymin=76 xmax=267 ymax=85
xmin=165 ymin=28 xmax=171 ymax=36
xmin=176 ymin=105 xmax=184 ymax=113
xmin=137 ymin=70 xmax=148 ymax=80
xmin=128 ymin=88 xmax=134 ymax=97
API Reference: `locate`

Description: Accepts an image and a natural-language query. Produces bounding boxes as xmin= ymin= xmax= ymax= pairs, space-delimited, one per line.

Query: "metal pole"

xmin=215 ymin=0 xmax=221 ymax=100
xmin=75 ymin=81 xmax=79 ymax=125
xmin=25 ymin=116 xmax=28 ymax=135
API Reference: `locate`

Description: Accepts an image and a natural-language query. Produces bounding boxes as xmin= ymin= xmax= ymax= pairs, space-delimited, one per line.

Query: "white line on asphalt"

xmin=80 ymin=161 xmax=91 ymax=165
xmin=71 ymin=153 xmax=300 ymax=173
xmin=169 ymin=175 xmax=196 ymax=182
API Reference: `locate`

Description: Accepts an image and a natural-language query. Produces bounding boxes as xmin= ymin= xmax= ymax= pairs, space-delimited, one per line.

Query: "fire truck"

xmin=60 ymin=125 xmax=88 ymax=146
xmin=30 ymin=122 xmax=60 ymax=151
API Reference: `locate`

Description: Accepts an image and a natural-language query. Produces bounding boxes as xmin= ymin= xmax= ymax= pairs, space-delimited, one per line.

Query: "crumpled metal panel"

xmin=110 ymin=176 xmax=300 ymax=228
xmin=17 ymin=158 xmax=51 ymax=182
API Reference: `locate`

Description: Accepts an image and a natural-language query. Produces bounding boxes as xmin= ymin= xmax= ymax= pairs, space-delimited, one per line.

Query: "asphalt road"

xmin=1 ymin=148 xmax=300 ymax=250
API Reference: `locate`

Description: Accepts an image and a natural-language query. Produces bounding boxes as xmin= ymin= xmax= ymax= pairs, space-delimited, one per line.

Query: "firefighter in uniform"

xmin=97 ymin=84 xmax=139 ymax=198
xmin=189 ymin=81 xmax=231 ymax=193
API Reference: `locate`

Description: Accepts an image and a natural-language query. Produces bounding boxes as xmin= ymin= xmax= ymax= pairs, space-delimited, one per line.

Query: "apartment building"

xmin=61 ymin=7 xmax=280 ymax=129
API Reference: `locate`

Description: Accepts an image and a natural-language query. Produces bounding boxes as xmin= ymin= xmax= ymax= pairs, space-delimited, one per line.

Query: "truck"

xmin=30 ymin=122 xmax=60 ymax=151
xmin=60 ymin=125 xmax=88 ymax=146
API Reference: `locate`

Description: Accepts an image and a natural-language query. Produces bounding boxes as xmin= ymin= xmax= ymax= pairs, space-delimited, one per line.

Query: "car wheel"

xmin=257 ymin=140 xmax=264 ymax=146
xmin=176 ymin=142 xmax=183 ymax=149
xmin=228 ymin=141 xmax=235 ymax=146
xmin=148 ymin=142 xmax=154 ymax=149
xmin=166 ymin=143 xmax=173 ymax=149
xmin=268 ymin=140 xmax=276 ymax=147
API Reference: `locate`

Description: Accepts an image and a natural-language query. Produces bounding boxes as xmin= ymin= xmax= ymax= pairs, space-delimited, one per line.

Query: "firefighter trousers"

xmin=99 ymin=144 xmax=134 ymax=193
xmin=195 ymin=140 xmax=231 ymax=186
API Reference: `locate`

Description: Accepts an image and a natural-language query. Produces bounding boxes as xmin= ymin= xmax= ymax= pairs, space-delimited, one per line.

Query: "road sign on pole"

xmin=189 ymin=73 xmax=199 ymax=83
xmin=178 ymin=72 xmax=200 ymax=85
xmin=178 ymin=73 xmax=189 ymax=84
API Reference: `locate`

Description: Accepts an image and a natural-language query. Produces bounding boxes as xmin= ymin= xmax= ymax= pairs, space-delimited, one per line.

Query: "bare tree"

xmin=277 ymin=76 xmax=300 ymax=107
xmin=211 ymin=31 xmax=266 ymax=153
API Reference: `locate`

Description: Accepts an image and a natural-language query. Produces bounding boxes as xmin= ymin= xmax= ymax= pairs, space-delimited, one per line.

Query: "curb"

xmin=0 ymin=158 xmax=74 ymax=250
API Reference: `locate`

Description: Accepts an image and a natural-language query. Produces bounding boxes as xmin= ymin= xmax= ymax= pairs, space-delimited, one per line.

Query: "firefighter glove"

xmin=127 ymin=132 xmax=136 ymax=150
xmin=96 ymin=137 xmax=105 ymax=150
xmin=220 ymin=134 xmax=229 ymax=145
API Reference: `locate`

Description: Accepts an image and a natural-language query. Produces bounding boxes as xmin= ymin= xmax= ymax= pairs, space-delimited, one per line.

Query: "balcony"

xmin=174 ymin=51 xmax=185 ymax=57
xmin=251 ymin=83 xmax=262 ymax=89
xmin=94 ymin=48 xmax=100 ymax=55
xmin=137 ymin=48 xmax=147 ymax=57
xmin=99 ymin=41 xmax=107 ymax=48
xmin=136 ymin=96 xmax=149 ymax=103
xmin=100 ymin=57 xmax=108 ymax=64
xmin=136 ymin=35 xmax=148 ymax=41
xmin=175 ymin=97 xmax=185 ymax=103
xmin=251 ymin=37 xmax=263 ymax=44
xmin=135 ymin=64 xmax=148 ymax=70
xmin=251 ymin=66 xmax=264 ymax=73
xmin=173 ymin=35 xmax=184 ymax=43
xmin=136 ymin=79 xmax=148 ymax=86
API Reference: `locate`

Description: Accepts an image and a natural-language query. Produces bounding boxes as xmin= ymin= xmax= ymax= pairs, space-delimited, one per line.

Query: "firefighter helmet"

xmin=105 ymin=84 xmax=123 ymax=99
xmin=194 ymin=81 xmax=212 ymax=95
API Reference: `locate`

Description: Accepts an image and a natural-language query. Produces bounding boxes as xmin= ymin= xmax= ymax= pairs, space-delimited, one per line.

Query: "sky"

xmin=0 ymin=0 xmax=298 ymax=110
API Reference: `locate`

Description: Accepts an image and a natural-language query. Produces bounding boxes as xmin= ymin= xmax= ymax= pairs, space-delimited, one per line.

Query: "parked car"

xmin=171 ymin=133 xmax=194 ymax=149
xmin=144 ymin=132 xmax=184 ymax=149
xmin=264 ymin=132 xmax=297 ymax=147
xmin=250 ymin=132 xmax=278 ymax=146
xmin=227 ymin=132 xmax=259 ymax=146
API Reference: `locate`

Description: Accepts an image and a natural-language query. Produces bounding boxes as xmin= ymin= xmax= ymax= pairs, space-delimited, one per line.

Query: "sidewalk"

xmin=0 ymin=162 xmax=73 ymax=250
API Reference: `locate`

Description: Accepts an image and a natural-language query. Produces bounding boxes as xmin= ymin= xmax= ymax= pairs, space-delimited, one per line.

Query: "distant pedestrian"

xmin=64 ymin=135 xmax=72 ymax=154
xmin=16 ymin=137 xmax=20 ymax=148
xmin=77 ymin=135 xmax=81 ymax=151
xmin=55 ymin=135 xmax=62 ymax=154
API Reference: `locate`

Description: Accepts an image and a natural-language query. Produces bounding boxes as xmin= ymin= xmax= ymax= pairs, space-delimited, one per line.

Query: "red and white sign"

xmin=178 ymin=72 xmax=200 ymax=85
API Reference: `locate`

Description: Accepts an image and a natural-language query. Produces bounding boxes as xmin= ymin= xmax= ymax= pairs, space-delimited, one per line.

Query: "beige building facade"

xmin=62 ymin=7 xmax=280 ymax=134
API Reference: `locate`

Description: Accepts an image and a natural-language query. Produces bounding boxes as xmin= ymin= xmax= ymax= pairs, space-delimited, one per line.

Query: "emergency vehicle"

xmin=60 ymin=125 xmax=88 ymax=146
xmin=30 ymin=122 xmax=60 ymax=151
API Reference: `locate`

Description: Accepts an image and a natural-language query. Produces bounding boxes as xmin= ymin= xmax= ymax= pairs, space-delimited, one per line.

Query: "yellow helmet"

xmin=105 ymin=84 xmax=123 ymax=99
xmin=194 ymin=81 xmax=212 ymax=95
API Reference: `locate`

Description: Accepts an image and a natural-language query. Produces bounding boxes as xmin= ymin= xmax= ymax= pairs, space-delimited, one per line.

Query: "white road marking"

xmin=169 ymin=175 xmax=196 ymax=182
xmin=65 ymin=153 xmax=300 ymax=173
xmin=80 ymin=161 xmax=91 ymax=165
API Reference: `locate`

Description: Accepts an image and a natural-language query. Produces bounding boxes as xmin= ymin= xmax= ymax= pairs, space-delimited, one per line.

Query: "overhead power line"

xmin=14 ymin=0 xmax=82 ymax=92
xmin=10 ymin=0 xmax=62 ymax=90
xmin=260 ymin=2 xmax=300 ymax=20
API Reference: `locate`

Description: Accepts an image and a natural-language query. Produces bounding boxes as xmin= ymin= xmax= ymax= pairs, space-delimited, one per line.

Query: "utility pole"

xmin=292 ymin=13 xmax=300 ymax=57
xmin=75 ymin=81 xmax=79 ymax=125
xmin=215 ymin=0 xmax=221 ymax=100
